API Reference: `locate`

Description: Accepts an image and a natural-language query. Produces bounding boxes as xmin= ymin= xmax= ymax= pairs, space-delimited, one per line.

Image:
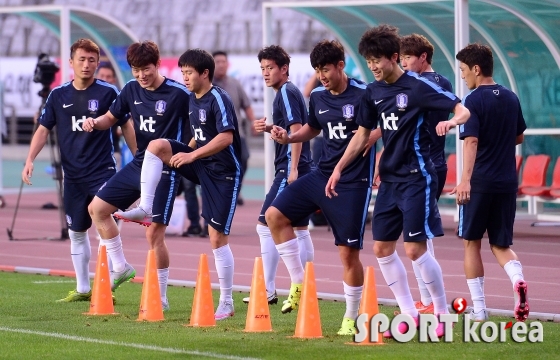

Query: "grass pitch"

xmin=0 ymin=271 xmax=558 ymax=359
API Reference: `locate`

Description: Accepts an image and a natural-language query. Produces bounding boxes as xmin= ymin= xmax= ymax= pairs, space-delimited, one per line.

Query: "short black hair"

xmin=310 ymin=40 xmax=345 ymax=69
xmin=97 ymin=62 xmax=115 ymax=75
xmin=456 ymin=43 xmax=494 ymax=77
xmin=127 ymin=41 xmax=159 ymax=68
xmin=178 ymin=49 xmax=215 ymax=81
xmin=358 ymin=24 xmax=400 ymax=62
xmin=212 ymin=50 xmax=227 ymax=58
xmin=257 ymin=45 xmax=290 ymax=76
xmin=400 ymin=33 xmax=434 ymax=65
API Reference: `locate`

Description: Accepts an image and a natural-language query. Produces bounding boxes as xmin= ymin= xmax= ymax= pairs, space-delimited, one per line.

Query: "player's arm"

xmin=22 ymin=125 xmax=50 ymax=185
xmin=287 ymin=122 xmax=304 ymax=184
xmin=120 ymin=119 xmax=137 ymax=155
xmin=451 ymin=136 xmax=478 ymax=205
xmin=435 ymin=102 xmax=470 ymax=136
xmin=516 ymin=134 xmax=524 ymax=145
xmin=188 ymin=137 xmax=197 ymax=149
xmin=254 ymin=117 xmax=272 ymax=133
xmin=83 ymin=110 xmax=118 ymax=132
xmin=326 ymin=126 xmax=372 ymax=198
xmin=363 ymin=128 xmax=382 ymax=156
xmin=271 ymin=124 xmax=320 ymax=144
xmin=169 ymin=131 xmax=233 ymax=168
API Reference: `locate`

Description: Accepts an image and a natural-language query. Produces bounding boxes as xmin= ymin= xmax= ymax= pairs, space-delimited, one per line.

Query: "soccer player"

xmin=399 ymin=33 xmax=455 ymax=314
xmin=268 ymin=40 xmax=373 ymax=335
xmin=244 ymin=45 xmax=315 ymax=306
xmin=116 ymin=49 xmax=242 ymax=320
xmin=454 ymin=43 xmax=529 ymax=322
xmin=21 ymin=38 xmax=135 ymax=303
xmin=82 ymin=41 xmax=191 ymax=310
xmin=326 ymin=25 xmax=470 ymax=338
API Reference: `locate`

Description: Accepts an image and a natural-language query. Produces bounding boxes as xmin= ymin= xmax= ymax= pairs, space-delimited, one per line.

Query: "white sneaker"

xmin=215 ymin=300 xmax=234 ymax=320
xmin=162 ymin=298 xmax=170 ymax=312
xmin=114 ymin=206 xmax=158 ymax=227
xmin=242 ymin=291 xmax=279 ymax=305
xmin=467 ymin=307 xmax=489 ymax=322
xmin=110 ymin=263 xmax=136 ymax=291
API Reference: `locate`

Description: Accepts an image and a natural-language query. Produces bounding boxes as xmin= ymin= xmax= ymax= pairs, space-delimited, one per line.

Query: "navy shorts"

xmin=169 ymin=140 xmax=239 ymax=235
xmin=435 ymin=168 xmax=447 ymax=200
xmin=373 ymin=176 xmax=443 ymax=242
xmin=96 ymin=159 xmax=181 ymax=226
xmin=64 ymin=171 xmax=114 ymax=232
xmin=258 ymin=169 xmax=312 ymax=227
xmin=270 ymin=170 xmax=371 ymax=249
xmin=457 ymin=192 xmax=516 ymax=247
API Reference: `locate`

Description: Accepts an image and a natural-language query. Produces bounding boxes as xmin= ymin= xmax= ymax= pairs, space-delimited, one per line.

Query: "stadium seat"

xmin=442 ymin=153 xmax=456 ymax=194
xmin=518 ymin=154 xmax=551 ymax=196
xmin=549 ymin=157 xmax=560 ymax=198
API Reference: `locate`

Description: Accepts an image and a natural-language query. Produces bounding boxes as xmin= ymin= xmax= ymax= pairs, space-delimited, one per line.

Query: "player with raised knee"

xmin=243 ymin=45 xmax=315 ymax=306
xmin=22 ymin=38 xmax=135 ymax=304
xmin=268 ymin=40 xmax=375 ymax=335
xmin=82 ymin=41 xmax=191 ymax=311
xmin=454 ymin=43 xmax=529 ymax=322
xmin=116 ymin=49 xmax=242 ymax=320
xmin=399 ymin=33 xmax=455 ymax=314
xmin=327 ymin=25 xmax=470 ymax=338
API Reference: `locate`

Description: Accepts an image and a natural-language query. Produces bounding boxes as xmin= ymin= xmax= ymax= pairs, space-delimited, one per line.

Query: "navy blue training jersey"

xmin=421 ymin=72 xmax=453 ymax=171
xmin=358 ymin=71 xmax=460 ymax=182
xmin=109 ymin=77 xmax=191 ymax=162
xmin=189 ymin=86 xmax=242 ymax=176
xmin=308 ymin=78 xmax=374 ymax=187
xmin=459 ymin=84 xmax=527 ymax=193
xmin=272 ymin=81 xmax=313 ymax=173
xmin=39 ymin=79 xmax=128 ymax=183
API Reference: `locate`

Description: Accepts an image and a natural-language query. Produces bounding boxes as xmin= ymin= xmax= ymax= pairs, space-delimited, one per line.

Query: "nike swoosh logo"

xmin=189 ymin=111 xmax=193 ymax=115
xmin=62 ymin=104 xmax=73 ymax=108
xmin=134 ymin=100 xmax=142 ymax=105
xmin=318 ymin=109 xmax=329 ymax=114
xmin=347 ymin=239 xmax=359 ymax=243
xmin=374 ymin=100 xmax=383 ymax=105
xmin=408 ymin=231 xmax=422 ymax=237
xmin=211 ymin=218 xmax=222 ymax=226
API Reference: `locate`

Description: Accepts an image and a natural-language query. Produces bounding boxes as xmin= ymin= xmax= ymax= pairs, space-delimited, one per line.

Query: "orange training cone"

xmin=348 ymin=266 xmax=384 ymax=345
xmin=244 ymin=257 xmax=273 ymax=332
xmin=84 ymin=245 xmax=118 ymax=315
xmin=137 ymin=250 xmax=164 ymax=321
xmin=185 ymin=254 xmax=216 ymax=327
xmin=292 ymin=262 xmax=323 ymax=338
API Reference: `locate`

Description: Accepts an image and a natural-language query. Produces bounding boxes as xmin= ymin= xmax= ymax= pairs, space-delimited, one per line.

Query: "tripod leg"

xmin=7 ymin=180 xmax=25 ymax=240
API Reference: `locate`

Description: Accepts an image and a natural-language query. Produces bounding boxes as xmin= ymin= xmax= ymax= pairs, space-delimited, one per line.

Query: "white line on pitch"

xmin=0 ymin=327 xmax=260 ymax=360
xmin=32 ymin=280 xmax=75 ymax=284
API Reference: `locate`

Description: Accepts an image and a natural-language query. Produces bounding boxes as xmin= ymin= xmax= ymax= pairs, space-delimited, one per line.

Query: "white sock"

xmin=276 ymin=238 xmax=304 ymax=284
xmin=213 ymin=244 xmax=234 ymax=302
xmin=257 ymin=224 xmax=278 ymax=297
xmin=413 ymin=251 xmax=449 ymax=315
xmin=504 ymin=260 xmax=524 ymax=287
xmin=295 ymin=229 xmax=314 ymax=267
xmin=100 ymin=235 xmax=126 ymax=273
xmin=69 ymin=230 xmax=91 ymax=294
xmin=139 ymin=150 xmax=163 ymax=214
xmin=96 ymin=230 xmax=113 ymax=272
xmin=412 ymin=260 xmax=432 ymax=306
xmin=377 ymin=251 xmax=418 ymax=317
xmin=343 ymin=281 xmax=363 ymax=320
xmin=157 ymin=268 xmax=169 ymax=303
xmin=467 ymin=277 xmax=486 ymax=313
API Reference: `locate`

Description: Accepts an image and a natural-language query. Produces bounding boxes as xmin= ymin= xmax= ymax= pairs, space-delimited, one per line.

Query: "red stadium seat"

xmin=518 ymin=154 xmax=551 ymax=196
xmin=442 ymin=153 xmax=456 ymax=194
xmin=546 ymin=157 xmax=560 ymax=198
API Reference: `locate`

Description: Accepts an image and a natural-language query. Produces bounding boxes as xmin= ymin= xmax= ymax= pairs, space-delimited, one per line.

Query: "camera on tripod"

xmin=33 ymin=53 xmax=60 ymax=99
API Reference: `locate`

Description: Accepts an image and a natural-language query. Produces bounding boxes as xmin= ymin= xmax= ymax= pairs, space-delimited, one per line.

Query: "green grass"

xmin=0 ymin=271 xmax=558 ymax=359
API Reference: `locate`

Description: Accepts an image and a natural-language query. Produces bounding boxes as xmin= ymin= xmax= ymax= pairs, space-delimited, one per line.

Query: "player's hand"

xmin=450 ymin=181 xmax=471 ymax=205
xmin=169 ymin=152 xmax=195 ymax=168
xmin=253 ymin=117 xmax=267 ymax=133
xmin=82 ymin=117 xmax=97 ymax=132
xmin=325 ymin=169 xmax=341 ymax=198
xmin=436 ymin=119 xmax=457 ymax=136
xmin=22 ymin=162 xmax=34 ymax=185
xmin=287 ymin=168 xmax=298 ymax=184
xmin=270 ymin=125 xmax=289 ymax=144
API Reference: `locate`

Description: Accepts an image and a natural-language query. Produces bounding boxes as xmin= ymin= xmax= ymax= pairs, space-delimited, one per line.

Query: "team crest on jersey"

xmin=199 ymin=109 xmax=207 ymax=123
xmin=396 ymin=93 xmax=408 ymax=111
xmin=155 ymin=100 xmax=167 ymax=115
xmin=342 ymin=104 xmax=354 ymax=120
xmin=88 ymin=99 xmax=99 ymax=112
